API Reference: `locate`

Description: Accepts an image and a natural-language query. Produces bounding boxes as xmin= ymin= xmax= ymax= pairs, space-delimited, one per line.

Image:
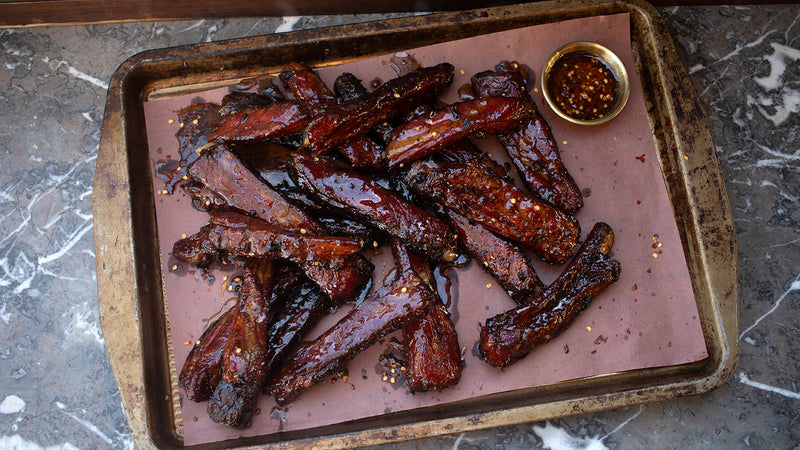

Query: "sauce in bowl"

xmin=547 ymin=52 xmax=619 ymax=121
xmin=541 ymin=42 xmax=629 ymax=126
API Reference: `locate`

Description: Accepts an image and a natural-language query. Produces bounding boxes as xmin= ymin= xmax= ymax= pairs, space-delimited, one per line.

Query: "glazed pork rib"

xmin=444 ymin=209 xmax=545 ymax=304
xmin=331 ymin=72 xmax=387 ymax=169
xmin=172 ymin=209 xmax=364 ymax=268
xmin=478 ymin=222 xmax=621 ymax=368
xmin=433 ymin=139 xmax=513 ymax=182
xmin=428 ymin=141 xmax=545 ymax=302
xmin=267 ymin=265 xmax=434 ymax=405
xmin=304 ymin=63 xmax=454 ymax=154
xmin=210 ymin=101 xmax=309 ymax=142
xmin=280 ymin=62 xmax=388 ymax=169
xmin=279 ymin=61 xmax=336 ymax=113
xmin=404 ymin=157 xmax=580 ymax=264
xmin=471 ymin=64 xmax=583 ymax=212
xmin=232 ymin=142 xmax=386 ymax=244
xmin=184 ymin=144 xmax=373 ymax=303
xmin=385 ymin=96 xmax=535 ymax=168
xmin=392 ymin=240 xmax=462 ymax=392
xmin=207 ymin=258 xmax=275 ymax=429
xmin=261 ymin=269 xmax=332 ymax=386
xmin=291 ymin=149 xmax=459 ymax=262
xmin=179 ymin=306 xmax=237 ymax=402
xmin=187 ymin=143 xmax=324 ymax=233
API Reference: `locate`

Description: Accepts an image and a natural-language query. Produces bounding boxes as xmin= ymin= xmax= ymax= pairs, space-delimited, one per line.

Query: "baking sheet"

xmin=143 ymin=13 xmax=707 ymax=445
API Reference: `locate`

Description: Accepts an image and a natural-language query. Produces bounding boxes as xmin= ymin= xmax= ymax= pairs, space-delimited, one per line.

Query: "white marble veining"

xmin=739 ymin=273 xmax=800 ymax=340
xmin=532 ymin=406 xmax=644 ymax=450
xmin=737 ymin=372 xmax=800 ymax=400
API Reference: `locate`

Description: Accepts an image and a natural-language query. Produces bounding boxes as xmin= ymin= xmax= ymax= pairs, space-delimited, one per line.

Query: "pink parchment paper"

xmin=143 ymin=13 xmax=708 ymax=445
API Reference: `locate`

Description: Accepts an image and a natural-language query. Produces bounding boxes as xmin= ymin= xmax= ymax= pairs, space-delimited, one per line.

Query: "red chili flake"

xmin=636 ymin=154 xmax=646 ymax=163
xmin=632 ymin=283 xmax=638 ymax=291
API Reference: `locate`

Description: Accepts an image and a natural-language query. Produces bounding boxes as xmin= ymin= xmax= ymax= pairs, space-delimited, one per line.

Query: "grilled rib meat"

xmin=291 ymin=149 xmax=459 ymax=262
xmin=444 ymin=209 xmax=544 ymax=304
xmin=472 ymin=64 xmax=583 ymax=212
xmin=172 ymin=210 xmax=364 ymax=267
xmin=405 ymin=157 xmax=580 ymax=264
xmin=332 ymin=72 xmax=387 ymax=169
xmin=207 ymin=258 xmax=275 ymax=429
xmin=187 ymin=143 xmax=323 ymax=233
xmin=279 ymin=62 xmax=336 ymax=113
xmin=478 ymin=222 xmax=621 ymax=367
xmin=267 ymin=266 xmax=434 ymax=405
xmin=179 ymin=306 xmax=238 ymax=402
xmin=386 ymin=96 xmax=535 ymax=168
xmin=304 ymin=63 xmax=454 ymax=154
xmin=392 ymin=241 xmax=462 ymax=392
xmin=184 ymin=143 xmax=373 ymax=303
xmin=262 ymin=270 xmax=332 ymax=386
xmin=211 ymin=102 xmax=309 ymax=142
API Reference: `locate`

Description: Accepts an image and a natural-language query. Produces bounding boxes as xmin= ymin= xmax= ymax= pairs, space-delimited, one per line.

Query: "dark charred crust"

xmin=219 ymin=91 xmax=276 ymax=116
xmin=333 ymin=72 xmax=369 ymax=101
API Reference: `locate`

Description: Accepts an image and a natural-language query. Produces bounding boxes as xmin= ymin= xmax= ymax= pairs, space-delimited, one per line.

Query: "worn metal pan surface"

xmin=93 ymin=1 xmax=738 ymax=448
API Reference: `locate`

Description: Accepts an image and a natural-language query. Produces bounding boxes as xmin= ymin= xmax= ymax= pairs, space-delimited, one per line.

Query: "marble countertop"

xmin=1 ymin=4 xmax=798 ymax=449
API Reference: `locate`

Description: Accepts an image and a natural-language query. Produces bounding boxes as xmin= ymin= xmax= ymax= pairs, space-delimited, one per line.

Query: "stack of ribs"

xmin=167 ymin=60 xmax=620 ymax=429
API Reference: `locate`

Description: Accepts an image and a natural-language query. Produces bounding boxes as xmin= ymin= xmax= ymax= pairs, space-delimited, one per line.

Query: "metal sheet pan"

xmin=93 ymin=1 xmax=738 ymax=448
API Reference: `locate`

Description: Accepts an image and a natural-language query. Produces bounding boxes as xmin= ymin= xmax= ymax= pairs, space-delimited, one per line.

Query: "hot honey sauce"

xmin=547 ymin=51 xmax=620 ymax=121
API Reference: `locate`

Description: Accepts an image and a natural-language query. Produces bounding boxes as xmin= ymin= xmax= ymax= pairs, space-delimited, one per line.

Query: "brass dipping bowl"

xmin=541 ymin=41 xmax=630 ymax=125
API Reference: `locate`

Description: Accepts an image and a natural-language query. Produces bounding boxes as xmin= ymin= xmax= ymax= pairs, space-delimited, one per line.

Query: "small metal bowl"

xmin=541 ymin=41 xmax=630 ymax=125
